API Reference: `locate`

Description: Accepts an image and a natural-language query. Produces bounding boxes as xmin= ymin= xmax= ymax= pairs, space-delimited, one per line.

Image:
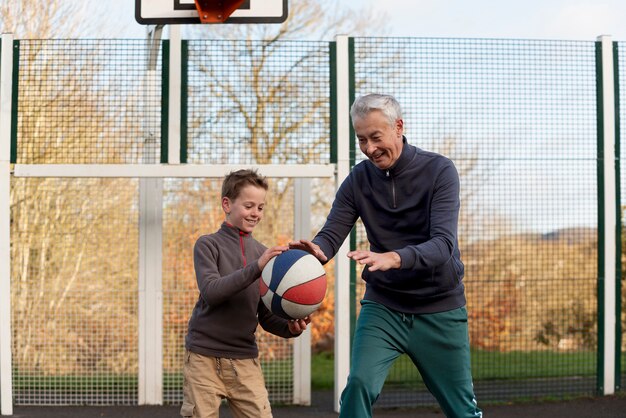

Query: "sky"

xmin=363 ymin=0 xmax=626 ymax=41
xmin=111 ymin=0 xmax=626 ymax=41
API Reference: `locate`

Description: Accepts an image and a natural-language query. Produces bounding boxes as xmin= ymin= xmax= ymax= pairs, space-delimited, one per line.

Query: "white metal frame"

xmin=167 ymin=26 xmax=182 ymax=166
xmin=137 ymin=25 xmax=168 ymax=405
xmin=138 ymin=176 xmax=164 ymax=405
xmin=0 ymin=33 xmax=14 ymax=417
xmin=597 ymin=34 xmax=618 ymax=395
xmin=292 ymin=178 xmax=312 ymax=405
xmin=13 ymin=164 xmax=334 ymax=179
xmin=333 ymin=34 xmax=352 ymax=413
xmin=7 ymin=161 xmax=333 ymax=410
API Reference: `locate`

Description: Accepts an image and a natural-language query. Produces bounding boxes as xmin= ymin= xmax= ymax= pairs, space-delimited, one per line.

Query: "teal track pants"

xmin=339 ymin=301 xmax=482 ymax=418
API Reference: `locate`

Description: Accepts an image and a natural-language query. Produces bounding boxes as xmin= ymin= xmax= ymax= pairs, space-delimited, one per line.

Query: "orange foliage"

xmin=309 ymin=261 xmax=336 ymax=353
xmin=467 ymin=279 xmax=519 ymax=351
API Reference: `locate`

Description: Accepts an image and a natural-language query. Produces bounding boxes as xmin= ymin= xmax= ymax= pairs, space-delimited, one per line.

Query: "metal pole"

xmin=333 ymin=34 xmax=351 ymax=413
xmin=597 ymin=34 xmax=617 ymax=396
xmin=138 ymin=25 xmax=165 ymax=405
xmin=0 ymin=32 xmax=15 ymax=416
xmin=292 ymin=178 xmax=312 ymax=405
xmin=167 ymin=25 xmax=181 ymax=165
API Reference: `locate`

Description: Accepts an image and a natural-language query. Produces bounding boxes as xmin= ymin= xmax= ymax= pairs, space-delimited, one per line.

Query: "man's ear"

xmin=395 ymin=118 xmax=404 ymax=136
xmin=222 ymin=196 xmax=230 ymax=214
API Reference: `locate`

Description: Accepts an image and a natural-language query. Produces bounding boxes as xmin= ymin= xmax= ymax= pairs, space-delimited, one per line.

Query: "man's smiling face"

xmin=354 ymin=110 xmax=404 ymax=170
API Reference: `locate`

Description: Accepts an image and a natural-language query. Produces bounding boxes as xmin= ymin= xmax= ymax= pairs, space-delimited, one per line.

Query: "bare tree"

xmin=0 ymin=0 xmax=110 ymax=38
xmin=175 ymin=0 xmax=392 ymax=269
xmin=4 ymin=1 xmax=145 ymax=377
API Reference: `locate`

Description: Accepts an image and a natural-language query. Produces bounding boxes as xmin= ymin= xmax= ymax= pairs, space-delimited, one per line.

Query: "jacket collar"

xmin=370 ymin=136 xmax=415 ymax=178
xmin=221 ymin=221 xmax=250 ymax=237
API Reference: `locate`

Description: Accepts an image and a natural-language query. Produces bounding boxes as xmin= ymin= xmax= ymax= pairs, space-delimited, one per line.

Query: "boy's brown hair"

xmin=221 ymin=169 xmax=268 ymax=201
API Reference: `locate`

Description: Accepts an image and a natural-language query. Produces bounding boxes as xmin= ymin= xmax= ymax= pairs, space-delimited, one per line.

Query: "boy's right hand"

xmin=257 ymin=245 xmax=289 ymax=270
xmin=288 ymin=239 xmax=328 ymax=262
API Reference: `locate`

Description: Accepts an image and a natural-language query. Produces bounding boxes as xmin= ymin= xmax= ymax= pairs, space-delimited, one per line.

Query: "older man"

xmin=291 ymin=94 xmax=482 ymax=417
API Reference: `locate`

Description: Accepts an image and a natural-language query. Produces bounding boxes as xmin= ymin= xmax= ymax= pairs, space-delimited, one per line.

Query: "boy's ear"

xmin=222 ymin=197 xmax=230 ymax=214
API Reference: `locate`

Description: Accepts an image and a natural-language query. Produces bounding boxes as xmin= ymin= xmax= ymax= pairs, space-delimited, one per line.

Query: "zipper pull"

xmin=386 ymin=170 xmax=390 ymax=177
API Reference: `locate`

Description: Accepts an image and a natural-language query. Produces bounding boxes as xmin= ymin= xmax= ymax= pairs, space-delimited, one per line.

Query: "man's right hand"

xmin=288 ymin=239 xmax=328 ymax=263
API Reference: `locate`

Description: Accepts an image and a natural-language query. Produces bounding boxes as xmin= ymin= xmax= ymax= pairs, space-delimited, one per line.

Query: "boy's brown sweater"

xmin=185 ymin=222 xmax=294 ymax=359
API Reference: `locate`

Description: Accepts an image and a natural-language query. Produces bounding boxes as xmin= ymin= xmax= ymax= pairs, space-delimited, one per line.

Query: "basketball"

xmin=260 ymin=249 xmax=327 ymax=320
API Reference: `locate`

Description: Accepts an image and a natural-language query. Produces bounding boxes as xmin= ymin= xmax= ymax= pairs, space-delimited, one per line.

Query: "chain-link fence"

xmin=3 ymin=36 xmax=625 ymax=409
xmin=14 ymin=40 xmax=162 ymax=165
xmin=185 ymin=39 xmax=332 ymax=165
xmin=10 ymin=178 xmax=139 ymax=405
xmin=618 ymin=41 xmax=626 ymax=394
xmin=352 ymin=37 xmax=600 ymax=407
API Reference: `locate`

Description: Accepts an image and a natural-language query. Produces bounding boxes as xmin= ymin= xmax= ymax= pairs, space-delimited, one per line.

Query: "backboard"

xmin=135 ymin=0 xmax=288 ymax=25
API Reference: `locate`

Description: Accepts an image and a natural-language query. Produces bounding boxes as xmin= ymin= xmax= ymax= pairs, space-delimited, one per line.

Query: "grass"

xmin=311 ymin=349 xmax=599 ymax=390
xmin=312 ymin=351 xmax=335 ymax=389
xmin=11 ymin=349 xmax=616 ymax=394
xmin=470 ymin=349 xmax=597 ymax=379
xmin=12 ymin=373 xmax=138 ymax=393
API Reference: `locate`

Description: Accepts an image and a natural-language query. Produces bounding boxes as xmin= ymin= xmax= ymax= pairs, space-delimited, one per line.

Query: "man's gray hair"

xmin=350 ymin=94 xmax=403 ymax=126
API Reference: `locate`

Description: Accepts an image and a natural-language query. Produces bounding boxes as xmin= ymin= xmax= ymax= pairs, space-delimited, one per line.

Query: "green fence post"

xmin=612 ymin=41 xmax=622 ymax=392
xmin=596 ymin=35 xmax=620 ymax=396
xmin=348 ymin=36 xmax=357 ymax=345
xmin=160 ymin=39 xmax=170 ymax=164
xmin=180 ymin=39 xmax=188 ymax=164
xmin=329 ymin=41 xmax=337 ymax=165
xmin=10 ymin=40 xmax=18 ymax=164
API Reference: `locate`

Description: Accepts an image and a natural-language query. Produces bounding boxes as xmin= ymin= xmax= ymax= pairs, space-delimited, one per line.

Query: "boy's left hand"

xmin=288 ymin=316 xmax=311 ymax=335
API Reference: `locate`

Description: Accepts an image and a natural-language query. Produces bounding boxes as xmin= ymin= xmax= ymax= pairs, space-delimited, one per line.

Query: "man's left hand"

xmin=346 ymin=250 xmax=401 ymax=272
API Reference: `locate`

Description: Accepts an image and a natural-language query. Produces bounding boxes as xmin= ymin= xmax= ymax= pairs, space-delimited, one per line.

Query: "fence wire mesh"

xmin=352 ymin=37 xmax=599 ymax=406
xmin=5 ymin=36 xmax=625 ymax=409
xmin=14 ymin=39 xmax=162 ymax=164
xmin=10 ymin=178 xmax=139 ymax=405
xmin=185 ymin=39 xmax=332 ymax=165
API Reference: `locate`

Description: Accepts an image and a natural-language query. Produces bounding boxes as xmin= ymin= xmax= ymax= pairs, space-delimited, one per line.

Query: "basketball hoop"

xmin=135 ymin=0 xmax=288 ymax=25
xmin=193 ymin=0 xmax=245 ymax=23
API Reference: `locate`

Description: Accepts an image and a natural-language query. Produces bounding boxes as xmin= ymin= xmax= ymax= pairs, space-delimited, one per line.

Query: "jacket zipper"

xmin=386 ymin=170 xmax=397 ymax=209
xmin=239 ymin=231 xmax=247 ymax=266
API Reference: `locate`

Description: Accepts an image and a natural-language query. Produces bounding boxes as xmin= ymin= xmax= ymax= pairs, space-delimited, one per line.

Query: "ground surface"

xmin=10 ymin=391 xmax=626 ymax=417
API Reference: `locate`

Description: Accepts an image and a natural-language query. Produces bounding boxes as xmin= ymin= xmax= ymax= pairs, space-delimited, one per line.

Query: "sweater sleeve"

xmin=312 ymin=175 xmax=359 ymax=263
xmin=395 ymin=161 xmax=460 ymax=270
xmin=257 ymin=300 xmax=296 ymax=338
xmin=193 ymin=237 xmax=262 ymax=307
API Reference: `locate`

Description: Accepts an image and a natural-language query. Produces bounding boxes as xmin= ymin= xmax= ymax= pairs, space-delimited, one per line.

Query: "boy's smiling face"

xmin=222 ymin=184 xmax=267 ymax=234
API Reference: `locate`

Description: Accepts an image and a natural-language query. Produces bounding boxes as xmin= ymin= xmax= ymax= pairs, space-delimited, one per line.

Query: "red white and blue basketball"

xmin=260 ymin=249 xmax=327 ymax=320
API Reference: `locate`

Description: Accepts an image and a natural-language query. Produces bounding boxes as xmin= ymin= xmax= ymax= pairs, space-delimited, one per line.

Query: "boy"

xmin=181 ymin=169 xmax=310 ymax=418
